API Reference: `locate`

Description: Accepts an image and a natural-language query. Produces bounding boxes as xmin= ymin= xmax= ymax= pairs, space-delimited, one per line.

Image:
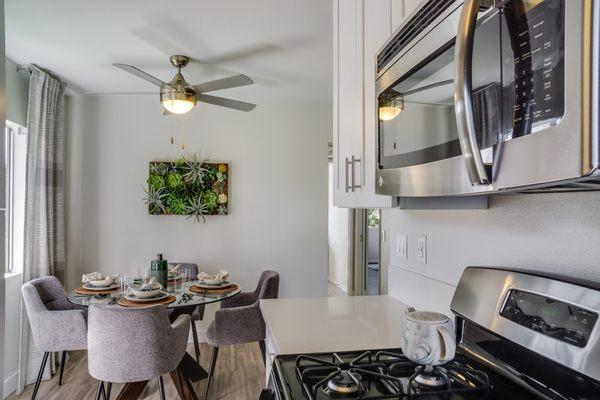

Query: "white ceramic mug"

xmin=401 ymin=308 xmax=456 ymax=366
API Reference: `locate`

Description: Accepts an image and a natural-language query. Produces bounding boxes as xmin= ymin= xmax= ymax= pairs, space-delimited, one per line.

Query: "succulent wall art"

xmin=144 ymin=156 xmax=229 ymax=223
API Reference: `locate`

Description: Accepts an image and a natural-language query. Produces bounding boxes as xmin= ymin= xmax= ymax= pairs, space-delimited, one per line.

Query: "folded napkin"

xmin=82 ymin=271 xmax=104 ymax=283
xmin=168 ymin=264 xmax=181 ymax=274
xmin=198 ymin=270 xmax=229 ymax=282
xmin=140 ymin=277 xmax=162 ymax=290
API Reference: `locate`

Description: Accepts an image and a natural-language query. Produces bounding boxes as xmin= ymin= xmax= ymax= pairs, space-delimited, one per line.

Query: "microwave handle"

xmin=454 ymin=0 xmax=489 ymax=185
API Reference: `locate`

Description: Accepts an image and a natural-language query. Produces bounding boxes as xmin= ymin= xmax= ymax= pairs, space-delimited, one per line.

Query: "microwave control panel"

xmin=500 ymin=289 xmax=598 ymax=348
xmin=503 ymin=0 xmax=564 ymax=139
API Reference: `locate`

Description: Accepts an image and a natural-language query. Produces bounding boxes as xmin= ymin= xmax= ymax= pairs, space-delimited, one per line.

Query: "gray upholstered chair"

xmin=204 ymin=270 xmax=279 ymax=400
xmin=169 ymin=262 xmax=205 ymax=362
xmin=21 ymin=276 xmax=88 ymax=400
xmin=87 ymin=304 xmax=190 ymax=400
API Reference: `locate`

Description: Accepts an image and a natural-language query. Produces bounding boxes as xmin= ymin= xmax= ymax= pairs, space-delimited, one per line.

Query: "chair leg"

xmin=258 ymin=340 xmax=266 ymax=367
xmin=58 ymin=351 xmax=67 ymax=385
xmin=105 ymin=382 xmax=112 ymax=400
xmin=203 ymin=346 xmax=219 ymax=400
xmin=191 ymin=322 xmax=201 ymax=363
xmin=30 ymin=351 xmax=49 ymax=400
xmin=94 ymin=381 xmax=104 ymax=400
xmin=158 ymin=376 xmax=166 ymax=400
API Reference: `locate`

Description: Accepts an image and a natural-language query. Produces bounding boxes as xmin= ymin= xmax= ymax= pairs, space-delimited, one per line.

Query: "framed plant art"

xmin=144 ymin=156 xmax=228 ymax=223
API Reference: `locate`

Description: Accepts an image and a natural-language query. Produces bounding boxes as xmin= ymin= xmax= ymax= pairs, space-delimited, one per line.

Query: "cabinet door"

xmin=360 ymin=0 xmax=396 ymax=208
xmin=333 ymin=0 xmax=363 ymax=207
xmin=390 ymin=0 xmax=404 ymax=32
xmin=403 ymin=0 xmax=422 ymax=18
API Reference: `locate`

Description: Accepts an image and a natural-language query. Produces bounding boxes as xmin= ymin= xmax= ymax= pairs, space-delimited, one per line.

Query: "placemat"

xmin=74 ymin=286 xmax=118 ymax=295
xmin=116 ymin=295 xmax=177 ymax=308
xmin=190 ymin=283 xmax=239 ymax=294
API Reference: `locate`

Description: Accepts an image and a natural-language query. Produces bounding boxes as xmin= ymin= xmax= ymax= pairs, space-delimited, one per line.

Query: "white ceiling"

xmin=5 ymin=0 xmax=332 ymax=104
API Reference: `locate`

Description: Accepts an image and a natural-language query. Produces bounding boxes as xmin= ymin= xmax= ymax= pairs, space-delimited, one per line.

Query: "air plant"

xmin=144 ymin=186 xmax=168 ymax=214
xmin=185 ymin=197 xmax=210 ymax=223
xmin=182 ymin=155 xmax=208 ymax=185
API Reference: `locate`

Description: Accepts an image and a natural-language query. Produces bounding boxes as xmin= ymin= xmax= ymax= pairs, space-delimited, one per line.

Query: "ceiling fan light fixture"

xmin=160 ymin=87 xmax=197 ymax=114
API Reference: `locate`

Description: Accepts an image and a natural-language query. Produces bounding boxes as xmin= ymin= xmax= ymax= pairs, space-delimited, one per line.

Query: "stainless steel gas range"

xmin=261 ymin=267 xmax=600 ymax=399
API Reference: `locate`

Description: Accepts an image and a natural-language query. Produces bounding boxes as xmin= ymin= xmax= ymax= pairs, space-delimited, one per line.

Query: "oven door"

xmin=376 ymin=2 xmax=501 ymax=197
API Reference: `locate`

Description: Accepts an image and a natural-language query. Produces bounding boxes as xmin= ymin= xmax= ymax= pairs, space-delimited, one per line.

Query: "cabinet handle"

xmin=345 ymin=157 xmax=352 ymax=192
xmin=351 ymin=156 xmax=361 ymax=191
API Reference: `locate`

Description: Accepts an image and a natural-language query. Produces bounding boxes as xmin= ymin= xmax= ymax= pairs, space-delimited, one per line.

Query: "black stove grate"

xmin=294 ymin=350 xmax=491 ymax=400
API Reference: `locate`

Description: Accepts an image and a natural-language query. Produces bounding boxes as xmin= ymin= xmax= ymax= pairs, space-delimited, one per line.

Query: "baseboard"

xmin=4 ymin=371 xmax=18 ymax=399
xmin=327 ymin=276 xmax=347 ymax=293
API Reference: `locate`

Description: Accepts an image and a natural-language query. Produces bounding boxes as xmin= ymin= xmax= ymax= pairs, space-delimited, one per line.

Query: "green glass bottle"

xmin=151 ymin=253 xmax=168 ymax=289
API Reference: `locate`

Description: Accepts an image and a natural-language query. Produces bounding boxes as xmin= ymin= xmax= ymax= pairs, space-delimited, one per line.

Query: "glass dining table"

xmin=67 ymin=282 xmax=241 ymax=400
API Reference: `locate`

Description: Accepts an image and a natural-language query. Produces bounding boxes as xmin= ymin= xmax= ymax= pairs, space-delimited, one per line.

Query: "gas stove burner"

xmin=326 ymin=371 xmax=360 ymax=395
xmin=412 ymin=366 xmax=448 ymax=388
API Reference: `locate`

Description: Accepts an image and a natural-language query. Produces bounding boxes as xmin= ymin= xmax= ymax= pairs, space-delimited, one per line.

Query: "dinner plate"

xmin=83 ymin=283 xmax=119 ymax=291
xmin=195 ymin=281 xmax=233 ymax=289
xmin=125 ymin=291 xmax=169 ymax=303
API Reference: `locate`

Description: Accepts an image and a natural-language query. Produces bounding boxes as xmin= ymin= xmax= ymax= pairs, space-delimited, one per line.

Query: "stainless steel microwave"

xmin=375 ymin=0 xmax=600 ymax=197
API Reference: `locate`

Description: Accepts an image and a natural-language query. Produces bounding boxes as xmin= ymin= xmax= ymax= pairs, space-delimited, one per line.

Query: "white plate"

xmin=125 ymin=291 xmax=169 ymax=303
xmin=195 ymin=281 xmax=233 ymax=289
xmin=83 ymin=283 xmax=118 ymax=291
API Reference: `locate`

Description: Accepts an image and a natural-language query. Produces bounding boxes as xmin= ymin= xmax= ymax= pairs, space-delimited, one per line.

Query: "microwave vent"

xmin=377 ymin=0 xmax=455 ymax=73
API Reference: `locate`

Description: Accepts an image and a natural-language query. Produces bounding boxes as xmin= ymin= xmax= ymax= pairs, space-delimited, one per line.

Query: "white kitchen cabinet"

xmin=333 ymin=0 xmax=396 ymax=208
xmin=333 ymin=0 xmax=362 ymax=207
xmin=390 ymin=0 xmax=405 ymax=32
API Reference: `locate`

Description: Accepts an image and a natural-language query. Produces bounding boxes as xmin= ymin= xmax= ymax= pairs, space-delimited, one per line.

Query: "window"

xmin=5 ymin=121 xmax=27 ymax=274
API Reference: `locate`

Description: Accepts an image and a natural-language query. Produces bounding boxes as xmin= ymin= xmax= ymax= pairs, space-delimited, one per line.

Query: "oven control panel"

xmin=500 ymin=289 xmax=598 ymax=348
xmin=503 ymin=0 xmax=564 ymax=138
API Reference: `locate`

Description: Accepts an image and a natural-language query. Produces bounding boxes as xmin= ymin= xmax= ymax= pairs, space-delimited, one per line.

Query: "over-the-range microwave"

xmin=375 ymin=0 xmax=600 ymax=197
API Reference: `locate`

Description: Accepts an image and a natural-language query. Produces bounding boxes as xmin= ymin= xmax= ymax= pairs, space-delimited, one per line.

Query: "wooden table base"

xmin=115 ymin=352 xmax=205 ymax=399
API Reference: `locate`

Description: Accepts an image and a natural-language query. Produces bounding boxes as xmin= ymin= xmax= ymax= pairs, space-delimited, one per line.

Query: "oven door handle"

xmin=454 ymin=0 xmax=489 ymax=185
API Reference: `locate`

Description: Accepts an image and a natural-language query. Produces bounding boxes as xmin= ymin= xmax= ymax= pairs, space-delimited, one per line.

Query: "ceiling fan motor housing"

xmin=160 ymin=70 xmax=197 ymax=106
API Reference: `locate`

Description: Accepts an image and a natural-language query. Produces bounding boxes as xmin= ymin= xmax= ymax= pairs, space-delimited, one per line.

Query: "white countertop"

xmin=260 ymin=295 xmax=408 ymax=355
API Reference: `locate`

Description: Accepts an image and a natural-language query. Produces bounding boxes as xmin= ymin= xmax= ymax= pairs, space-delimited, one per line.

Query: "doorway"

xmin=349 ymin=209 xmax=380 ymax=296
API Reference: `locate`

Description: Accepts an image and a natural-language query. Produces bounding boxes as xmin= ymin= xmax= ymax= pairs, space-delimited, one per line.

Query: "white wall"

xmin=327 ymin=163 xmax=349 ymax=291
xmin=383 ymin=192 xmax=600 ymax=316
xmin=65 ymin=95 xmax=330 ymax=305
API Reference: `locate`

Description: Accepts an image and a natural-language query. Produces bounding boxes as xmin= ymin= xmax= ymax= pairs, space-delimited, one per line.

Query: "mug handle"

xmin=436 ymin=325 xmax=456 ymax=362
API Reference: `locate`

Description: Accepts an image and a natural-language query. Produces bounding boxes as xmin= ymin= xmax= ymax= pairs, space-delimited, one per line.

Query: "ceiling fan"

xmin=113 ymin=55 xmax=256 ymax=115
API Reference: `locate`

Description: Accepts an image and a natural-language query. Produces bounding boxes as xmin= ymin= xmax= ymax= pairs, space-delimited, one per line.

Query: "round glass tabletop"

xmin=67 ymin=283 xmax=241 ymax=308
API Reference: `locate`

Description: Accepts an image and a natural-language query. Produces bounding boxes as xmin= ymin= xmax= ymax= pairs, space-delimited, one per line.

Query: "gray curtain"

xmin=17 ymin=65 xmax=66 ymax=393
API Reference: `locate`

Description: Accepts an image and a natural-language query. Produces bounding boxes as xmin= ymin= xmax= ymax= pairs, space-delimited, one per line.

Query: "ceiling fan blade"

xmin=113 ymin=63 xmax=173 ymax=88
xmin=197 ymin=94 xmax=256 ymax=112
xmin=193 ymin=75 xmax=254 ymax=93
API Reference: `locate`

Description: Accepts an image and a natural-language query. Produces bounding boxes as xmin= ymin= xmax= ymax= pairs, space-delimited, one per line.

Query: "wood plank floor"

xmin=7 ymin=342 xmax=265 ymax=400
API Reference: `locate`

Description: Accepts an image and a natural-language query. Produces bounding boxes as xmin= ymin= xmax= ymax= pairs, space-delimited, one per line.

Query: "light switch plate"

xmin=416 ymin=235 xmax=427 ymax=264
xmin=396 ymin=234 xmax=407 ymax=260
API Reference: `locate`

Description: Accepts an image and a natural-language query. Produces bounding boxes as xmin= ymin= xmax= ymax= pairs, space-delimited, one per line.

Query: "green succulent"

xmin=201 ymin=191 xmax=218 ymax=210
xmin=166 ymin=172 xmax=184 ymax=190
xmin=185 ymin=197 xmax=210 ymax=223
xmin=167 ymin=195 xmax=187 ymax=215
xmin=217 ymin=205 xmax=228 ymax=215
xmin=150 ymin=162 xmax=170 ymax=176
xmin=147 ymin=174 xmax=165 ymax=190
xmin=143 ymin=186 xmax=168 ymax=214
xmin=216 ymin=172 xmax=227 ymax=182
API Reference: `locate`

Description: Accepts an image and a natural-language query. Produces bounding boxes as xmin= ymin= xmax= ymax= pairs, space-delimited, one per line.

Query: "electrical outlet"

xmin=416 ymin=235 xmax=427 ymax=264
xmin=396 ymin=234 xmax=407 ymax=260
